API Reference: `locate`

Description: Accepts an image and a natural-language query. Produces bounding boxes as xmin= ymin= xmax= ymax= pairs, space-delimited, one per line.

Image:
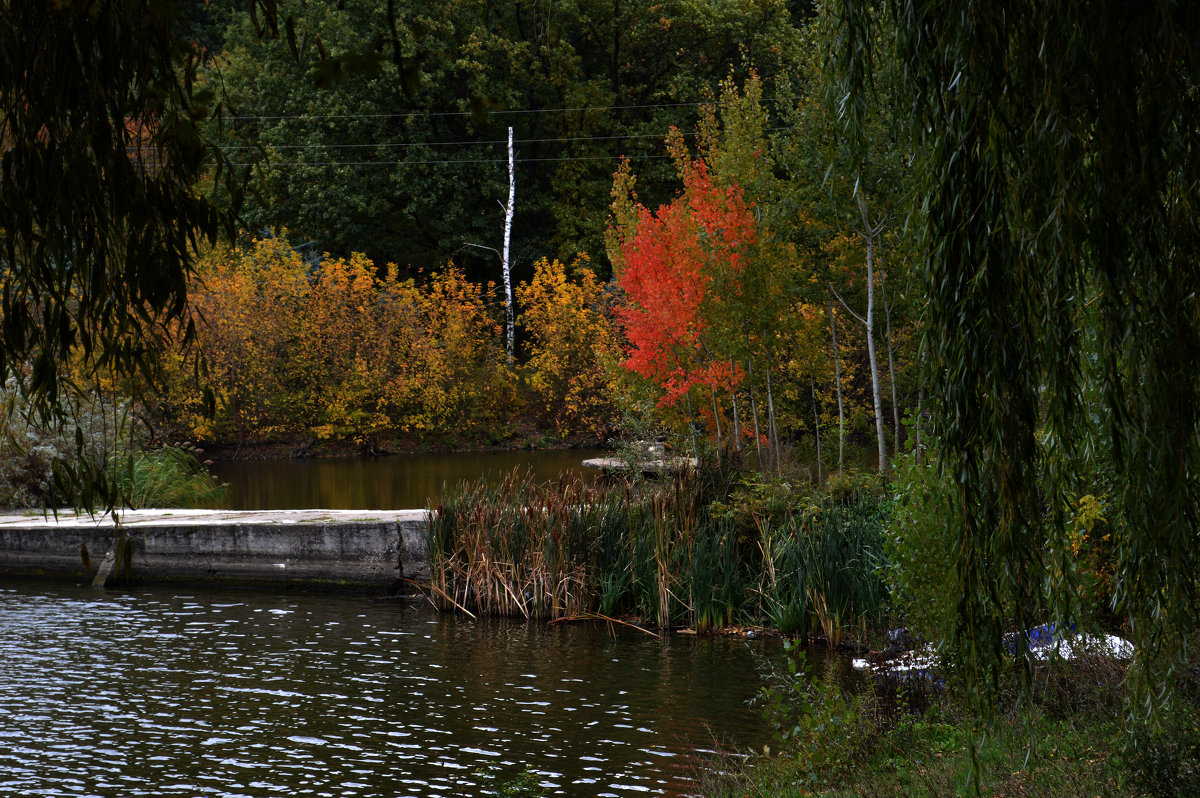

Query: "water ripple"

xmin=0 ymin=583 xmax=781 ymax=796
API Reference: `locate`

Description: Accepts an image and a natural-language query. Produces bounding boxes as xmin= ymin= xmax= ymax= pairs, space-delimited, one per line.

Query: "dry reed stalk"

xmin=810 ymin=589 xmax=844 ymax=648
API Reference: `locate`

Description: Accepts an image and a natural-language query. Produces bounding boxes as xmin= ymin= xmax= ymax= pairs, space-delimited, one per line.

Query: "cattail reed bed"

xmin=426 ymin=464 xmax=892 ymax=642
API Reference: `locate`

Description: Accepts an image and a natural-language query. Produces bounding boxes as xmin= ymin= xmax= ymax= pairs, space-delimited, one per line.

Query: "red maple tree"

xmin=616 ymin=160 xmax=756 ymax=406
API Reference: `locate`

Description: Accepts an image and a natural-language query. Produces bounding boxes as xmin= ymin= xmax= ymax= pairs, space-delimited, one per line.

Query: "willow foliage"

xmin=0 ymin=2 xmax=236 ymax=510
xmin=826 ymin=0 xmax=1200 ymax=734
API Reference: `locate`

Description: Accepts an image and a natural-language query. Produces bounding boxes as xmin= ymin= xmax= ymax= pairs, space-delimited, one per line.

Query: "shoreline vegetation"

xmin=425 ymin=458 xmax=888 ymax=637
xmin=4 ymin=3 xmax=1199 ymax=797
xmin=421 ymin=455 xmax=1197 ymax=797
xmin=196 ymin=429 xmax=608 ymax=463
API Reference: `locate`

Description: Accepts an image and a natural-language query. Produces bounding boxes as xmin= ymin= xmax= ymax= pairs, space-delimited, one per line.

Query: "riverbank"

xmin=0 ymin=508 xmax=429 ymax=590
xmin=703 ymin=646 xmax=1200 ymax=797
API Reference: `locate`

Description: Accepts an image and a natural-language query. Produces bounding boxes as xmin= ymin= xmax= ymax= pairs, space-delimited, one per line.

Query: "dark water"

xmin=0 ymin=582 xmax=851 ymax=797
xmin=209 ymin=449 xmax=608 ymax=511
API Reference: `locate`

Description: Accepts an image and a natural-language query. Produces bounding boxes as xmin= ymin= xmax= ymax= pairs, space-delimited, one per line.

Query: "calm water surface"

xmin=209 ymin=449 xmax=608 ymax=511
xmin=0 ymin=582 xmax=841 ymax=797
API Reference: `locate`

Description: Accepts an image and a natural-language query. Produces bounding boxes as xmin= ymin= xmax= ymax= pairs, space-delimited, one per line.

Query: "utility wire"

xmin=229 ymin=100 xmax=703 ymax=122
xmin=226 ymin=97 xmax=790 ymax=122
xmin=214 ymin=126 xmax=795 ymax=151
xmin=227 ymin=154 xmax=674 ymax=167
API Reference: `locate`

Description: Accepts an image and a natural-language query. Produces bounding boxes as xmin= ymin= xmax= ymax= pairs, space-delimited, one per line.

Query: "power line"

xmin=227 ymin=154 xmax=674 ymax=168
xmin=220 ymin=131 xmax=678 ymax=151
xmin=214 ymin=126 xmax=795 ymax=151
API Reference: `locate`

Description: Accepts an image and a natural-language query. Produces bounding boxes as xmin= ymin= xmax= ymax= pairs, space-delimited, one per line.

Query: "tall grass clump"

xmin=112 ymin=445 xmax=227 ymax=508
xmin=758 ymin=494 xmax=890 ymax=646
xmin=427 ymin=469 xmax=598 ymax=619
xmin=427 ymin=468 xmax=726 ymax=627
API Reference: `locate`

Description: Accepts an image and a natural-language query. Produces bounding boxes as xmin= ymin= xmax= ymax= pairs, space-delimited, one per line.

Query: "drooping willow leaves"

xmin=826 ymin=0 xmax=1200 ymax=738
xmin=0 ymin=1 xmax=233 ymax=510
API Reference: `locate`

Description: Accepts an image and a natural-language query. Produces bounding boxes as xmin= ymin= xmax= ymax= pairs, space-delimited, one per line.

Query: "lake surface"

xmin=209 ymin=448 xmax=609 ymax=511
xmin=0 ymin=582 xmax=857 ymax=797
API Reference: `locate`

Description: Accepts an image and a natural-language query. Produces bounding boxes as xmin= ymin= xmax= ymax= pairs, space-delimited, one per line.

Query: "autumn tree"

xmin=609 ymin=154 xmax=757 ymax=453
xmin=184 ymin=237 xmax=311 ymax=439
xmin=165 ymin=235 xmax=516 ymax=447
xmin=516 ymin=258 xmax=622 ymax=438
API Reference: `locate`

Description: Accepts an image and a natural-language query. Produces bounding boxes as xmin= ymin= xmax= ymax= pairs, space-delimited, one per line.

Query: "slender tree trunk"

xmin=765 ymin=359 xmax=780 ymax=471
xmin=748 ymin=359 xmax=763 ymax=469
xmin=859 ymin=195 xmax=886 ymax=473
xmin=811 ymin=376 xmax=822 ymax=484
xmin=729 ymin=358 xmax=741 ymax=454
xmin=710 ymin=386 xmax=722 ymax=465
xmin=827 ymin=294 xmax=846 ymax=475
xmin=502 ymin=127 xmax=516 ymax=363
xmin=883 ymin=271 xmax=901 ymax=450
xmin=915 ymin=343 xmax=925 ymax=466
xmin=684 ymin=392 xmax=699 ymax=462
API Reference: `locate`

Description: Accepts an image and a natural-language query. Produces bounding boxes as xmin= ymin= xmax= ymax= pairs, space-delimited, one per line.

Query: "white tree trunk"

xmin=765 ymin=359 xmax=780 ymax=471
xmin=729 ymin=358 xmax=742 ymax=454
xmin=915 ymin=351 xmax=925 ymax=466
xmin=684 ymin=392 xmax=699 ymax=461
xmin=502 ymin=127 xmax=515 ymax=362
xmin=748 ymin=359 xmax=763 ymax=469
xmin=859 ymin=196 xmax=887 ymax=473
xmin=710 ymin=386 xmax=723 ymax=465
xmin=811 ymin=376 xmax=822 ymax=483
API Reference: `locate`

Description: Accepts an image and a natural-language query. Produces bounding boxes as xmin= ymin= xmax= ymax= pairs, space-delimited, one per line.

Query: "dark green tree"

xmin=209 ymin=0 xmax=807 ymax=278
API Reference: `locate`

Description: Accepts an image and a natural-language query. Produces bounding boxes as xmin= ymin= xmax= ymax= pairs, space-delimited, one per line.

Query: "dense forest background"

xmin=155 ymin=0 xmax=916 ymax=462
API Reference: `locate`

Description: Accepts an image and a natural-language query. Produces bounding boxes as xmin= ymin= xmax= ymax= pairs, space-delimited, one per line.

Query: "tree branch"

xmin=827 ymin=282 xmax=867 ymax=327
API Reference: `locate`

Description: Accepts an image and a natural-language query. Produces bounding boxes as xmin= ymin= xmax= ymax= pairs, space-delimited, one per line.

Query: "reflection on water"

xmin=209 ymin=449 xmax=609 ymax=511
xmin=0 ymin=583 xmax=821 ymax=796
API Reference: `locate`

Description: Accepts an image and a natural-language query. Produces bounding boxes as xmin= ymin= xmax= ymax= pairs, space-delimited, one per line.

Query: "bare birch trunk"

xmin=915 ymin=344 xmax=925 ymax=466
xmin=811 ymin=376 xmax=822 ymax=483
xmin=858 ymin=195 xmax=887 ymax=473
xmin=684 ymin=392 xmax=699 ymax=462
xmin=748 ymin=359 xmax=763 ymax=469
xmin=765 ymin=359 xmax=780 ymax=471
xmin=710 ymin=386 xmax=722 ymax=465
xmin=729 ymin=358 xmax=741 ymax=454
xmin=502 ymin=127 xmax=515 ymax=363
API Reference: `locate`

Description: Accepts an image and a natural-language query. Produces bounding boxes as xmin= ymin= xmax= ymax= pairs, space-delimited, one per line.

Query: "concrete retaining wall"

xmin=0 ymin=509 xmax=431 ymax=590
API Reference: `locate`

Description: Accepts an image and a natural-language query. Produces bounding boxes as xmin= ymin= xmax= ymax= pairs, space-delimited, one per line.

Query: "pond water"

xmin=0 ymin=582 xmax=868 ymax=797
xmin=208 ymin=448 xmax=609 ymax=511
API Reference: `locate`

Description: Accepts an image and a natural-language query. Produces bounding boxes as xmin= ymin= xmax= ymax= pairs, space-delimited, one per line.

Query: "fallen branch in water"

xmin=549 ymin=611 xmax=660 ymax=639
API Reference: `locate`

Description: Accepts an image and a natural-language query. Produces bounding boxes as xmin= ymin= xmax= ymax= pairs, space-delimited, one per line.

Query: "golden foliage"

xmin=163 ymin=236 xmax=515 ymax=444
xmin=516 ymin=257 xmax=623 ymax=437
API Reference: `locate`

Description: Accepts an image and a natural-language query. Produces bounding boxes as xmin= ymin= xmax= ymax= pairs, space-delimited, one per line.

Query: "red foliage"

xmin=616 ymin=161 xmax=755 ymax=406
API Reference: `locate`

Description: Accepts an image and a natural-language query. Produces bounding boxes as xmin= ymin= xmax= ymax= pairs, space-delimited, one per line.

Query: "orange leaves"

xmin=168 ymin=235 xmax=512 ymax=444
xmin=516 ymin=258 xmax=622 ymax=437
xmin=614 ymin=160 xmax=756 ymax=407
